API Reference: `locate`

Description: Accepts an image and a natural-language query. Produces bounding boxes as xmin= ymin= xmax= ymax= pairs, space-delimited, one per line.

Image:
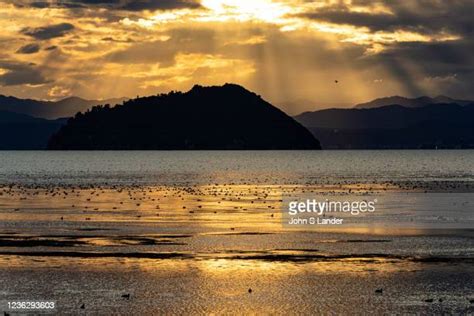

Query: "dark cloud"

xmin=119 ymin=0 xmax=201 ymax=11
xmin=298 ymin=1 xmax=474 ymax=37
xmin=294 ymin=0 xmax=474 ymax=100
xmin=363 ymin=40 xmax=474 ymax=76
xmin=16 ymin=43 xmax=41 ymax=54
xmin=0 ymin=61 xmax=50 ymax=86
xmin=9 ymin=0 xmax=202 ymax=11
xmin=21 ymin=23 xmax=75 ymax=40
xmin=101 ymin=37 xmax=134 ymax=43
xmin=300 ymin=9 xmax=399 ymax=31
xmin=355 ymin=39 xmax=474 ymax=98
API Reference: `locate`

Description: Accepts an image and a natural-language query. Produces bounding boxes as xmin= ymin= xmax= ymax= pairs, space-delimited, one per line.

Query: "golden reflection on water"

xmin=0 ymin=182 xmax=449 ymax=238
xmin=0 ymin=184 xmax=286 ymax=231
xmin=0 ymin=183 xmax=395 ymax=225
xmin=0 ymin=181 xmax=452 ymax=278
xmin=198 ymin=257 xmax=416 ymax=275
xmin=1 ymin=254 xmax=419 ymax=278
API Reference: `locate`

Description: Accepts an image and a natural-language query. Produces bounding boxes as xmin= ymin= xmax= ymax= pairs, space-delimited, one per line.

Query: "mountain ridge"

xmin=354 ymin=95 xmax=472 ymax=109
xmin=294 ymin=103 xmax=474 ymax=149
xmin=0 ymin=110 xmax=65 ymax=149
xmin=0 ymin=94 xmax=128 ymax=119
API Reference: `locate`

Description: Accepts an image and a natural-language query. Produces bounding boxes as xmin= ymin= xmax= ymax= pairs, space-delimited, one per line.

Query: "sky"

xmin=0 ymin=0 xmax=473 ymax=114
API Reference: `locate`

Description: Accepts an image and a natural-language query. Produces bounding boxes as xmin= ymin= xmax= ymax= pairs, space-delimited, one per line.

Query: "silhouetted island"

xmin=47 ymin=84 xmax=321 ymax=150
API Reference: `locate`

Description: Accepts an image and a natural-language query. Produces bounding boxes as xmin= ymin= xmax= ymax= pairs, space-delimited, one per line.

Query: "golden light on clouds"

xmin=0 ymin=0 xmax=472 ymax=112
xmin=200 ymin=0 xmax=292 ymax=23
xmin=138 ymin=53 xmax=256 ymax=89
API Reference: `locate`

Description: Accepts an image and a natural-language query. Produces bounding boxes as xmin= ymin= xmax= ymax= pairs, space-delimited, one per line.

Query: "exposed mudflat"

xmin=0 ymin=151 xmax=473 ymax=314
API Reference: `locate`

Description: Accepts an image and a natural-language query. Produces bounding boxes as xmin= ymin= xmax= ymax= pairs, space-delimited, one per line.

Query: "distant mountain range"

xmin=354 ymin=95 xmax=473 ymax=109
xmin=0 ymin=90 xmax=472 ymax=150
xmin=48 ymin=84 xmax=321 ymax=150
xmin=294 ymin=103 xmax=474 ymax=149
xmin=0 ymin=111 xmax=65 ymax=149
xmin=0 ymin=95 xmax=128 ymax=119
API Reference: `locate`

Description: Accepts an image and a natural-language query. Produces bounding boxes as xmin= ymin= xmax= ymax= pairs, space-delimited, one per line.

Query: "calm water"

xmin=0 ymin=150 xmax=473 ymax=186
xmin=1 ymin=150 xmax=473 ymax=314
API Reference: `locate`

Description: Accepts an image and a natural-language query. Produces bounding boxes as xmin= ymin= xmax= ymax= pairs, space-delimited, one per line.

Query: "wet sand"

xmin=0 ymin=182 xmax=473 ymax=314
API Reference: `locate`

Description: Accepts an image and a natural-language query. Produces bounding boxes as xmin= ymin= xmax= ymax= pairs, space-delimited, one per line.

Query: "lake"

xmin=0 ymin=150 xmax=473 ymax=314
xmin=0 ymin=150 xmax=472 ymax=186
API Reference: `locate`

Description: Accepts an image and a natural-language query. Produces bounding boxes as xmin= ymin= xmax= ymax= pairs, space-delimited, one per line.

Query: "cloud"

xmin=1 ymin=0 xmax=474 ymax=105
xmin=119 ymin=0 xmax=201 ymax=11
xmin=0 ymin=61 xmax=50 ymax=86
xmin=10 ymin=0 xmax=202 ymax=11
xmin=48 ymin=85 xmax=72 ymax=98
xmin=298 ymin=1 xmax=474 ymax=37
xmin=354 ymin=38 xmax=474 ymax=98
xmin=44 ymin=45 xmax=58 ymax=51
xmin=16 ymin=43 xmax=41 ymax=54
xmin=105 ymin=40 xmax=178 ymax=66
xmin=105 ymin=28 xmax=216 ymax=65
xmin=21 ymin=23 xmax=75 ymax=40
xmin=299 ymin=8 xmax=398 ymax=31
xmin=365 ymin=40 xmax=474 ymax=75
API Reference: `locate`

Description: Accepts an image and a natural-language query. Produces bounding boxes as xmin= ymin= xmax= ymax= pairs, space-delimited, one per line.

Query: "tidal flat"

xmin=0 ymin=151 xmax=473 ymax=314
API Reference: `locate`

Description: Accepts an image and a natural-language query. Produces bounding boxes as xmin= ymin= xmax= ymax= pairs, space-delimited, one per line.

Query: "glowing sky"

xmin=0 ymin=0 xmax=473 ymax=113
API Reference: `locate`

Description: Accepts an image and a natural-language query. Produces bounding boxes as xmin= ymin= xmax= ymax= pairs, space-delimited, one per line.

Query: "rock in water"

xmin=47 ymin=84 xmax=321 ymax=150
